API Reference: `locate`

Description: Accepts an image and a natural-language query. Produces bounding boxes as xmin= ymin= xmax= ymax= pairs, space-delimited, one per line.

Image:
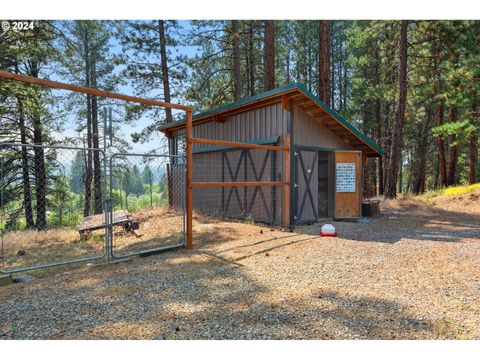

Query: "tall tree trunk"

xmin=158 ymin=20 xmax=173 ymax=123
xmin=91 ymin=62 xmax=102 ymax=215
xmin=374 ymin=44 xmax=383 ymax=196
xmin=331 ymin=58 xmax=335 ymax=109
xmin=363 ymin=157 xmax=371 ymax=199
xmin=83 ymin=28 xmax=93 ymax=217
xmin=446 ymin=106 xmax=458 ymax=186
xmin=248 ymin=24 xmax=255 ymax=96
xmin=385 ymin=20 xmax=408 ymax=199
xmin=398 ymin=155 xmax=403 ymax=194
xmin=307 ymin=46 xmax=312 ymax=91
xmin=318 ymin=20 xmax=331 ymax=105
xmin=413 ymin=109 xmax=432 ymax=194
xmin=231 ymin=20 xmax=242 ymax=101
xmin=264 ymin=20 xmax=275 ymax=90
xmin=286 ymin=50 xmax=291 ymax=84
xmin=437 ymin=100 xmax=447 ymax=187
xmin=342 ymin=56 xmax=348 ymax=109
xmin=336 ymin=36 xmax=342 ymax=110
xmin=84 ymin=97 xmax=93 ymax=217
xmin=26 ymin=60 xmax=47 ymax=230
xmin=469 ymin=102 xmax=478 ymax=184
xmin=17 ymin=97 xmax=35 ymax=228
xmin=375 ymin=101 xmax=383 ymax=195
xmin=32 ymin=116 xmax=47 ymax=230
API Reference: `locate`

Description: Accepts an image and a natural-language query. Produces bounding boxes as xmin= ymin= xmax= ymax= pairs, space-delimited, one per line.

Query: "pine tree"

xmin=385 ymin=21 xmax=409 ymax=198
xmin=318 ymin=20 xmax=331 ymax=105
xmin=117 ymin=20 xmax=187 ymax=143
xmin=264 ymin=20 xmax=275 ymax=90
xmin=59 ymin=20 xmax=115 ymax=215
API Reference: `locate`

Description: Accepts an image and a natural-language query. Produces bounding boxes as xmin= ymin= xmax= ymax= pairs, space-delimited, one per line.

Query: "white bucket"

xmin=320 ymin=223 xmax=336 ymax=237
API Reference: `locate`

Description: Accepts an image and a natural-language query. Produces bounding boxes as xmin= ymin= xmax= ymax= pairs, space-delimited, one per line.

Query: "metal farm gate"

xmin=0 ymin=143 xmax=185 ymax=274
xmin=109 ymin=153 xmax=185 ymax=258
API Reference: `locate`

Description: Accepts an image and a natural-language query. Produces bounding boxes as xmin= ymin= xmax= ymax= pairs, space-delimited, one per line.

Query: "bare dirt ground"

xmin=0 ymin=196 xmax=479 ymax=339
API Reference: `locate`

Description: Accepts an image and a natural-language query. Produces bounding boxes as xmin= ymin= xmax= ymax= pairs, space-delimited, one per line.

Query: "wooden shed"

xmin=159 ymin=84 xmax=383 ymax=226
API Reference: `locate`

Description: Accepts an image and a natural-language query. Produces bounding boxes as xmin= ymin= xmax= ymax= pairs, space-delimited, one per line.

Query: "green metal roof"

xmin=159 ymin=83 xmax=383 ymax=156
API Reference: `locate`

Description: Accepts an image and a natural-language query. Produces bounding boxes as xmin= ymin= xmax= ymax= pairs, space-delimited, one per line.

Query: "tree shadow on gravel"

xmin=0 ymin=243 xmax=458 ymax=340
xmin=295 ymin=205 xmax=480 ymax=244
xmin=193 ymin=288 xmax=445 ymax=339
xmin=0 ymin=242 xmax=265 ymax=339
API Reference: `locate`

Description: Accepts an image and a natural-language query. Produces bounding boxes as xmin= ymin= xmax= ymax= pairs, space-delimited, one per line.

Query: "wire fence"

xmin=0 ymin=143 xmax=185 ymax=273
xmin=0 ymin=143 xmax=107 ymax=272
xmin=109 ymin=153 xmax=185 ymax=258
xmin=190 ymin=148 xmax=284 ymax=225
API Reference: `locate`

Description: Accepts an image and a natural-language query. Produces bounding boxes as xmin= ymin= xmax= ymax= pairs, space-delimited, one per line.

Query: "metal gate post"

xmin=0 ymin=153 xmax=4 ymax=269
xmin=107 ymin=155 xmax=114 ymax=260
xmin=103 ymin=107 xmax=111 ymax=260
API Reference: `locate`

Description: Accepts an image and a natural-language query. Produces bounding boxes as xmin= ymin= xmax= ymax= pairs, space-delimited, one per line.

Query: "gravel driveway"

xmin=1 ymin=200 xmax=479 ymax=339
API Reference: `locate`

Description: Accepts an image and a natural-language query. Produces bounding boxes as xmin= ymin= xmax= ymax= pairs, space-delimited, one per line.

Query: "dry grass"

xmin=1 ymin=228 xmax=103 ymax=269
xmin=0 ymin=206 xmax=185 ymax=270
xmin=111 ymin=207 xmax=184 ymax=256
xmin=422 ymin=188 xmax=480 ymax=214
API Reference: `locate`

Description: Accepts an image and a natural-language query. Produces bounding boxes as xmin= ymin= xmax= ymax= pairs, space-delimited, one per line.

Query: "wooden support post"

xmin=192 ymin=181 xmax=289 ymax=187
xmin=282 ymin=95 xmax=291 ymax=112
xmin=190 ymin=137 xmax=288 ymax=151
xmin=283 ymin=132 xmax=291 ymax=226
xmin=166 ymin=163 xmax=172 ymax=209
xmin=186 ymin=110 xmax=193 ymax=249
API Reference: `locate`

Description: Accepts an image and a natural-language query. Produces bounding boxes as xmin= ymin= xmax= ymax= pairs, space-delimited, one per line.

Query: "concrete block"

xmin=0 ymin=274 xmax=14 ymax=287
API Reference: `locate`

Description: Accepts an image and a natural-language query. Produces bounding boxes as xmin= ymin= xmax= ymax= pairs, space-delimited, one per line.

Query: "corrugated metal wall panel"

xmin=171 ymin=103 xmax=287 ymax=145
xmin=293 ymin=106 xmax=356 ymax=150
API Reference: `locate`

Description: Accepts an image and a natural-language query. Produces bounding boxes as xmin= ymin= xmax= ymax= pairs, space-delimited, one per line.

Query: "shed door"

xmin=294 ymin=148 xmax=318 ymax=223
xmin=334 ymin=151 xmax=362 ymax=218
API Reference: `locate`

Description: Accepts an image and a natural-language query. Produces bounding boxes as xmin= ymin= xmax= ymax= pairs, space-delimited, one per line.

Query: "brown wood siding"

xmin=335 ymin=151 xmax=362 ymax=218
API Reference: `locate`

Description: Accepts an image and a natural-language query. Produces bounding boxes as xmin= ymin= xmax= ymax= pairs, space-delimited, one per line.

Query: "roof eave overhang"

xmin=294 ymin=86 xmax=384 ymax=157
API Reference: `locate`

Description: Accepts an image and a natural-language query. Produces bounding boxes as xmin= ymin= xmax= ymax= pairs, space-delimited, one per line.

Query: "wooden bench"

xmin=77 ymin=210 xmax=140 ymax=240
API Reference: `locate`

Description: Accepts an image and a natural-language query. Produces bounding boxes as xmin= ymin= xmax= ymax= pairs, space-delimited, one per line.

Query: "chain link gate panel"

xmin=0 ymin=143 xmax=107 ymax=273
xmin=0 ymin=144 xmax=186 ymax=273
xmin=108 ymin=153 xmax=185 ymax=258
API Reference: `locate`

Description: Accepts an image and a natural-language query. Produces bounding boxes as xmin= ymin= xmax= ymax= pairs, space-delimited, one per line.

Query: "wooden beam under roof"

xmin=281 ymin=95 xmax=291 ymax=112
xmin=295 ymin=97 xmax=311 ymax=106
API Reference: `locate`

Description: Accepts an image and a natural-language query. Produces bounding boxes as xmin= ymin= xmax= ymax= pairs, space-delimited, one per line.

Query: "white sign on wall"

xmin=336 ymin=163 xmax=356 ymax=192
